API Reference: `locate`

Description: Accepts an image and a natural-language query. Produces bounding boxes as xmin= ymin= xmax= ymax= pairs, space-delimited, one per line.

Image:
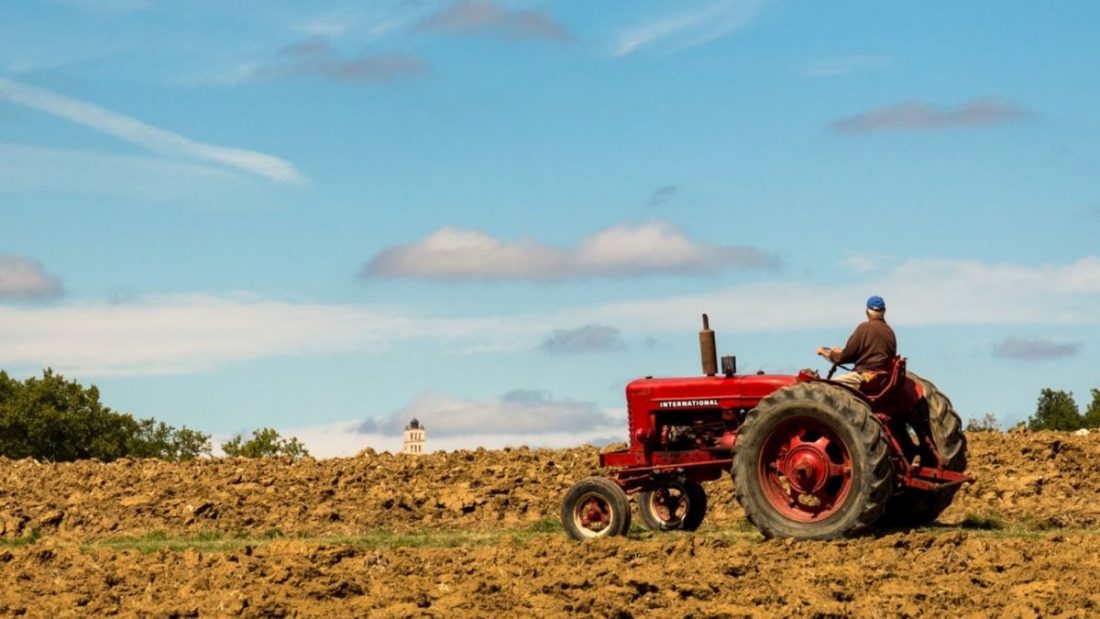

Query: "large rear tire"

xmin=561 ymin=477 xmax=632 ymax=541
xmin=637 ymin=479 xmax=707 ymax=532
xmin=879 ymin=373 xmax=967 ymax=527
xmin=733 ymin=382 xmax=892 ymax=539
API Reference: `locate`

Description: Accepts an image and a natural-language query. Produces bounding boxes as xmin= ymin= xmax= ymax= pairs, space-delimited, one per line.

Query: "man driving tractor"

xmin=562 ymin=296 xmax=970 ymax=542
xmin=817 ymin=295 xmax=896 ymax=388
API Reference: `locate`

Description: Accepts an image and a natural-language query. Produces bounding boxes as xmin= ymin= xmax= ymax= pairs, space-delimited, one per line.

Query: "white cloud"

xmin=1 ymin=257 xmax=1098 ymax=377
xmin=250 ymin=36 xmax=428 ymax=83
xmin=992 ymin=337 xmax=1082 ymax=361
xmin=0 ymin=255 xmax=63 ymax=300
xmin=294 ymin=2 xmax=434 ymax=40
xmin=831 ymin=98 xmax=1031 ymax=133
xmin=840 ymin=254 xmax=881 ymax=274
xmin=417 ymin=0 xmax=574 ymax=42
xmin=363 ymin=220 xmax=777 ymax=281
xmin=367 ymin=227 xmax=568 ymax=280
xmin=613 ymin=0 xmax=766 ymax=58
xmin=580 ymin=256 xmax=1100 ymax=333
xmin=299 ymin=15 xmax=356 ymax=39
xmin=0 ymin=77 xmax=305 ymax=184
xmin=573 ymin=221 xmax=776 ymax=275
xmin=283 ymin=390 xmax=625 ymax=457
xmin=0 ymin=142 xmax=253 ymax=200
xmin=0 ymin=292 xmax=542 ymax=376
xmin=540 ymin=324 xmax=626 ymax=354
xmin=0 ymin=294 xmax=408 ymax=376
xmin=360 ymin=389 xmax=618 ymax=436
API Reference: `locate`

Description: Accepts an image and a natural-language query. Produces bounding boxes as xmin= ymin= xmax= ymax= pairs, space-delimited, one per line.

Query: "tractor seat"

xmin=860 ymin=356 xmax=906 ymax=402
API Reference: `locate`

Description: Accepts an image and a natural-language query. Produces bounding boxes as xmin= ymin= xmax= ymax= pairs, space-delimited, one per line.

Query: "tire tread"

xmin=733 ymin=382 xmax=892 ymax=539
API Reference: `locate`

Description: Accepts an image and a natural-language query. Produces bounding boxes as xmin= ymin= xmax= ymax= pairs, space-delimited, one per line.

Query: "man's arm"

xmin=832 ymin=325 xmax=865 ymax=365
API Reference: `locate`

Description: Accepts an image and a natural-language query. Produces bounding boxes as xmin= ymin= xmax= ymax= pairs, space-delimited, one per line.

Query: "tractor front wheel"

xmin=733 ymin=382 xmax=892 ymax=539
xmin=637 ymin=479 xmax=707 ymax=532
xmin=561 ymin=477 xmax=632 ymax=541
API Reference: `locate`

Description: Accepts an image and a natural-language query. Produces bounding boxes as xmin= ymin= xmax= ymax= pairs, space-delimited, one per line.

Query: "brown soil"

xmin=1 ymin=431 xmax=1098 ymax=616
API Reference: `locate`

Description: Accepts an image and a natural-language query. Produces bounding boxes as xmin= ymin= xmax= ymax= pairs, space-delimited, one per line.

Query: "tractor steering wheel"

xmin=826 ymin=361 xmax=853 ymax=380
xmin=820 ymin=347 xmax=853 ymax=380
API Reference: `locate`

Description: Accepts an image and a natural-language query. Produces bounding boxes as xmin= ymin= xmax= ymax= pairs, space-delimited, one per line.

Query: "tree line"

xmin=1026 ymin=388 xmax=1100 ymax=431
xmin=0 ymin=370 xmax=308 ymax=462
xmin=6 ymin=369 xmax=1092 ymax=462
xmin=967 ymin=387 xmax=1100 ymax=432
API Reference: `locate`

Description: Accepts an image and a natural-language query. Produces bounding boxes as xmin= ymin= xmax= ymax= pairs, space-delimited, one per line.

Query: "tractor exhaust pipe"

xmin=700 ymin=314 xmax=717 ymax=377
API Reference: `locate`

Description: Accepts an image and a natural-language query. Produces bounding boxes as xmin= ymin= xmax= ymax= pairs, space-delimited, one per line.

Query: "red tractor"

xmin=561 ymin=315 xmax=971 ymax=540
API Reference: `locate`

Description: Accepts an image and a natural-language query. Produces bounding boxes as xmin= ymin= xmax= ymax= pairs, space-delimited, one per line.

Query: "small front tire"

xmin=638 ymin=479 xmax=707 ymax=532
xmin=561 ymin=477 xmax=632 ymax=541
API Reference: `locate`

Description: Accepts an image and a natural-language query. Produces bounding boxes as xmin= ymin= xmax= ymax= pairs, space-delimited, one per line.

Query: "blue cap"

xmin=866 ymin=295 xmax=886 ymax=311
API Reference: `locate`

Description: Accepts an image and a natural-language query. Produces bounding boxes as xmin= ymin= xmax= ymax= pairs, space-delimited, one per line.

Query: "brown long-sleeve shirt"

xmin=830 ymin=319 xmax=896 ymax=372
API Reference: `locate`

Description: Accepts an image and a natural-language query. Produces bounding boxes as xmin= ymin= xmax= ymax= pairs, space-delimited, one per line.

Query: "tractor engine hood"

xmin=627 ymin=374 xmax=800 ymax=411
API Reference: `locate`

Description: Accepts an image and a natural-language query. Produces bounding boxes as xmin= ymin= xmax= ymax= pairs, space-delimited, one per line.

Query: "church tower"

xmin=401 ymin=418 xmax=426 ymax=455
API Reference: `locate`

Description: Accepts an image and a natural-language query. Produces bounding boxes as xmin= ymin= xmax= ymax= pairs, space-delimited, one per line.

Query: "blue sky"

xmin=1 ymin=0 xmax=1098 ymax=455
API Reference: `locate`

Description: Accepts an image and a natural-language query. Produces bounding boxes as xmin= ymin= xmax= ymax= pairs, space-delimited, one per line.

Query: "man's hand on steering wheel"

xmin=817 ymin=346 xmax=843 ymax=379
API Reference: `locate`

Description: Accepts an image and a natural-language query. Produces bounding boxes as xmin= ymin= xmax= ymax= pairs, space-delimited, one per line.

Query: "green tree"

xmin=221 ymin=427 xmax=310 ymax=459
xmin=128 ymin=418 xmax=212 ymax=461
xmin=966 ymin=412 xmax=1000 ymax=433
xmin=1082 ymin=389 xmax=1100 ymax=429
xmin=0 ymin=369 xmax=210 ymax=462
xmin=1027 ymin=388 xmax=1082 ymax=431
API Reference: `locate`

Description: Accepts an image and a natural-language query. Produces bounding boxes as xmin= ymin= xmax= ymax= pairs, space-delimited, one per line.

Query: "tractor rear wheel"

xmin=561 ymin=476 xmax=632 ymax=541
xmin=879 ymin=373 xmax=967 ymax=527
xmin=637 ymin=479 xmax=707 ymax=532
xmin=733 ymin=382 xmax=892 ymax=539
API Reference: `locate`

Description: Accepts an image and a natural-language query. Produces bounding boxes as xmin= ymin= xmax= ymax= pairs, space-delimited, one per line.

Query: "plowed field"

xmin=2 ymin=431 xmax=1098 ymax=617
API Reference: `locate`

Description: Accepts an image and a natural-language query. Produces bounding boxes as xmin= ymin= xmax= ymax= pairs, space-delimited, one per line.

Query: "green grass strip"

xmin=3 ymin=517 xmax=1095 ymax=554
